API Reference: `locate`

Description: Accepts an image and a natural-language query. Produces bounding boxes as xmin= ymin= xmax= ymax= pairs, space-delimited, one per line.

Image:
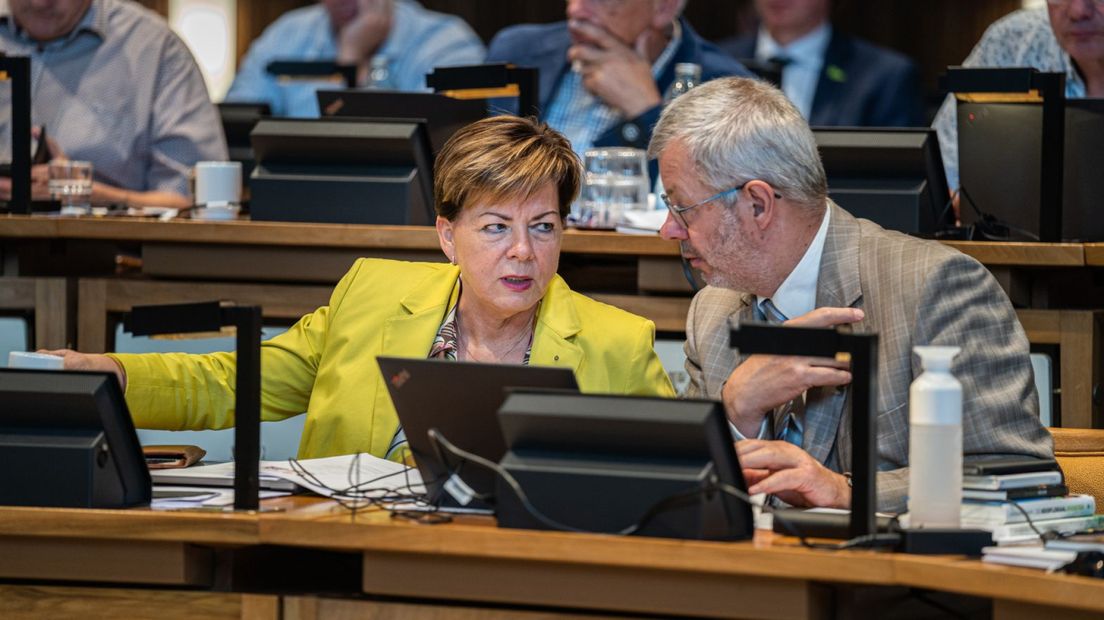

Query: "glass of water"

xmin=571 ymin=147 xmax=650 ymax=229
xmin=48 ymin=160 xmax=93 ymax=215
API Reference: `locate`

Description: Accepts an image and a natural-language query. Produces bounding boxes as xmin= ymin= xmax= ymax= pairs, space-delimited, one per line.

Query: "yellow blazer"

xmin=111 ymin=258 xmax=675 ymax=459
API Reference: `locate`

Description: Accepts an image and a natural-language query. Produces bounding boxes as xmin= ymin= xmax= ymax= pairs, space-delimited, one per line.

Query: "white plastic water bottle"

xmin=907 ymin=345 xmax=963 ymax=528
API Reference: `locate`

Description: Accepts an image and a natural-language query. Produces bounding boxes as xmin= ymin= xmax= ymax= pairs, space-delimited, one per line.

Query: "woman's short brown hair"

xmin=434 ymin=116 xmax=581 ymax=221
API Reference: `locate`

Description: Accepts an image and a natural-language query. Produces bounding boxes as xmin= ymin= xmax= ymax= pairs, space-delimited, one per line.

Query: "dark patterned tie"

xmin=758 ymin=299 xmax=805 ymax=448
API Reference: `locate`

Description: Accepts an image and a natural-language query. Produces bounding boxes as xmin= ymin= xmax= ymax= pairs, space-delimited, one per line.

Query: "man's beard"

xmin=688 ymin=213 xmax=760 ymax=292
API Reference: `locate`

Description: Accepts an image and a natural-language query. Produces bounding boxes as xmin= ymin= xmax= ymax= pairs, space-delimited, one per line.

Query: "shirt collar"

xmin=757 ymin=206 xmax=831 ymax=321
xmin=755 ymin=21 xmax=831 ymax=67
xmin=0 ymin=0 xmax=105 ymax=44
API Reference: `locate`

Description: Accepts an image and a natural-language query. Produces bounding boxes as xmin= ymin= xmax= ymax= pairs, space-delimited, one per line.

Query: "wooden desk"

xmin=0 ymin=216 xmax=1099 ymax=426
xmin=4 ymin=498 xmax=1104 ymax=620
xmin=0 ymin=277 xmax=70 ymax=349
xmin=1085 ymin=243 xmax=1104 ymax=268
xmin=0 ymin=504 xmax=275 ymax=620
xmin=258 ymin=501 xmax=1104 ymax=620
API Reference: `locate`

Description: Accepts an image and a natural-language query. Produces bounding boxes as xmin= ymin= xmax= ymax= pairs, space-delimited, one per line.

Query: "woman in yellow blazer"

xmin=48 ymin=116 xmax=675 ymax=459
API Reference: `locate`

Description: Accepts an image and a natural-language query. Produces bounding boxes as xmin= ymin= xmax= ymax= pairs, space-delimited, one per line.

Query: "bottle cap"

xmin=913 ymin=345 xmax=961 ymax=371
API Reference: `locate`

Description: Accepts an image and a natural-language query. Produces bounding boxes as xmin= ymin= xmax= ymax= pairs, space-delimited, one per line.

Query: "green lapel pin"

xmin=826 ymin=64 xmax=847 ymax=83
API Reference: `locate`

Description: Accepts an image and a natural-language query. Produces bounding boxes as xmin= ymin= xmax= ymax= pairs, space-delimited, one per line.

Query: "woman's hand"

xmin=38 ymin=349 xmax=127 ymax=391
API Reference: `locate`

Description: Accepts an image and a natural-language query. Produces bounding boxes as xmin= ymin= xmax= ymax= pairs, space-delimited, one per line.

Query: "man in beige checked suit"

xmin=649 ymin=77 xmax=1052 ymax=513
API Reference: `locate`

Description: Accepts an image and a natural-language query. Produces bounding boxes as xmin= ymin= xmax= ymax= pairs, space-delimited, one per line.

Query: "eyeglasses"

xmin=661 ymin=183 xmax=782 ymax=229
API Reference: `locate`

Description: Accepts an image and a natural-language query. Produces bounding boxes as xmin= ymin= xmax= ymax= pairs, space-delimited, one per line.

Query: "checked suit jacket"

xmin=684 ymin=202 xmax=1053 ymax=512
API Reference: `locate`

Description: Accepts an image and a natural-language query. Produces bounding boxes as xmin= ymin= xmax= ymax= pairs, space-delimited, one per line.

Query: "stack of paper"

xmin=981 ymin=545 xmax=1077 ymax=571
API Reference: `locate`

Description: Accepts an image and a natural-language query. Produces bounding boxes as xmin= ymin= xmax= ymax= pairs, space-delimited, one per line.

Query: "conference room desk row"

xmin=0 ymin=215 xmax=1101 ymax=427
xmin=2 ymin=498 xmax=1104 ymax=620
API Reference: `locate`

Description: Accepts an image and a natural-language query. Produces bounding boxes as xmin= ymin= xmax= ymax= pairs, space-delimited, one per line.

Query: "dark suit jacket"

xmin=486 ymin=18 xmax=751 ymax=151
xmin=720 ymin=29 xmax=924 ymax=127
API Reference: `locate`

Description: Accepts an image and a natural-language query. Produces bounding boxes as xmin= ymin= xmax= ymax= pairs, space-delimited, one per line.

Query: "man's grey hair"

xmin=648 ymin=77 xmax=828 ymax=209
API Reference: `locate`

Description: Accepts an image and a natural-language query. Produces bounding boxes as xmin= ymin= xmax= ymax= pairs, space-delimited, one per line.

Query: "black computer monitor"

xmin=0 ymin=369 xmax=151 ymax=508
xmin=376 ymin=357 xmax=578 ymax=512
xmin=493 ymin=391 xmax=754 ymax=541
xmin=217 ymin=102 xmax=270 ymax=185
xmin=248 ymin=117 xmax=435 ymax=225
xmin=958 ymin=99 xmax=1104 ymax=241
xmin=316 ymin=90 xmax=486 ymax=155
xmin=814 ymin=127 xmax=952 ymax=235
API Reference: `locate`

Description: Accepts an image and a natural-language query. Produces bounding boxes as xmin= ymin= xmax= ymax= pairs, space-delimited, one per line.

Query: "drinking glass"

xmin=48 ymin=160 xmax=93 ymax=216
xmin=571 ymin=147 xmax=650 ymax=229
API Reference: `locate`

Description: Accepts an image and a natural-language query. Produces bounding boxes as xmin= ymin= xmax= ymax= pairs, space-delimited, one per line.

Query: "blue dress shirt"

xmin=225 ymin=1 xmax=485 ymax=118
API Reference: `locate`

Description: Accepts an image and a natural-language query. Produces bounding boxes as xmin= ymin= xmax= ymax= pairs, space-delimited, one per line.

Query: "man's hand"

xmin=337 ymin=0 xmax=393 ymax=66
xmin=566 ymin=19 xmax=662 ymax=118
xmin=722 ymin=307 xmax=863 ymax=437
xmin=38 ymin=349 xmax=127 ymax=391
xmin=737 ymin=439 xmax=851 ymax=508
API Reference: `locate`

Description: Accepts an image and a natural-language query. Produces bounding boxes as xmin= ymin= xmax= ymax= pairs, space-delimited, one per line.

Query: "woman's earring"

xmin=450 ymin=254 xmax=457 ymax=265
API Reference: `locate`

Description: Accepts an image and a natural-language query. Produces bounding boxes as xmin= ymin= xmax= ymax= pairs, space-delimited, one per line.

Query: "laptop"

xmin=376 ymin=356 xmax=578 ymax=511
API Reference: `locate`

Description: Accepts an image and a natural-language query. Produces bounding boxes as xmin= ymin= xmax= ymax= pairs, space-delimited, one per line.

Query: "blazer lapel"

xmin=803 ymin=203 xmax=863 ymax=465
xmin=380 ymin=265 xmax=461 ymax=359
xmin=728 ymin=293 xmax=758 ymax=369
xmin=529 ymin=275 xmax=584 ymax=376
xmin=808 ymin=30 xmax=851 ymax=127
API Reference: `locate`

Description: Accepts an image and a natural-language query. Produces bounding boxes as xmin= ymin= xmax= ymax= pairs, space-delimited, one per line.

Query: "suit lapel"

xmin=803 ymin=203 xmax=863 ymax=464
xmin=529 ymin=275 xmax=584 ymax=376
xmin=380 ymin=266 xmax=459 ymax=360
xmin=809 ymin=30 xmax=851 ymax=127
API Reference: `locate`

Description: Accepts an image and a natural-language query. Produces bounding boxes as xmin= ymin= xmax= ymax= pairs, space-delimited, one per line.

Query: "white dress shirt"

xmin=755 ymin=23 xmax=832 ymax=120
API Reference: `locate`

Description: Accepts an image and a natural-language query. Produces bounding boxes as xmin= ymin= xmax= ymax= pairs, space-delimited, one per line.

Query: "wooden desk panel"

xmin=1 ymin=499 xmax=1104 ymax=618
xmin=0 ymin=537 xmax=211 ymax=585
xmin=258 ymin=500 xmax=1104 ymax=617
xmin=0 ymin=277 xmax=70 ymax=349
xmin=0 ymin=586 xmax=278 ymax=620
xmin=1084 ymin=243 xmax=1104 ymax=267
xmin=0 ymin=505 xmax=260 ymax=545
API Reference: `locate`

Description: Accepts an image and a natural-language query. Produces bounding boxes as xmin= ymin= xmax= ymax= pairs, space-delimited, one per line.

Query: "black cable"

xmin=429 ymin=428 xmax=743 ymax=535
xmin=959 ymin=184 xmax=1040 ymax=242
xmin=1003 ymin=498 xmax=1049 ymax=543
xmin=431 ymin=429 xmax=902 ymax=549
xmin=284 ymin=455 xmax=446 ymax=522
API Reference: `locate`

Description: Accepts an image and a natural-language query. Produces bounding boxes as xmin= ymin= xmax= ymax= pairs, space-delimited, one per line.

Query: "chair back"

xmin=1050 ymin=427 xmax=1104 ymax=512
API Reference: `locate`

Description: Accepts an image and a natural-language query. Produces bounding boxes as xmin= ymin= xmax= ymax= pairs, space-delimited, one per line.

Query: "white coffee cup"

xmin=194 ymin=161 xmax=242 ymax=207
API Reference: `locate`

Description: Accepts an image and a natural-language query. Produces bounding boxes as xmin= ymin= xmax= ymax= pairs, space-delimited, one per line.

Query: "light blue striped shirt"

xmin=225 ymin=1 xmax=485 ymax=118
xmin=0 ymin=0 xmax=227 ymax=196
xmin=544 ymin=21 xmax=682 ymax=159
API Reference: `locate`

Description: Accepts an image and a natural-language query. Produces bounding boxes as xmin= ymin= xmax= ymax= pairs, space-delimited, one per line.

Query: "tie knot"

xmin=759 ymin=299 xmax=788 ymax=324
xmin=767 ymin=55 xmax=792 ymax=68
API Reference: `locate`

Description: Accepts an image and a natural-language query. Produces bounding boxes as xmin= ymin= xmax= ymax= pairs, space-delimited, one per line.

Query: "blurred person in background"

xmin=934 ymin=0 xmax=1104 ymax=194
xmin=485 ymin=0 xmax=750 ymax=158
xmin=719 ymin=0 xmax=923 ymax=127
xmin=0 ymin=0 xmax=227 ymax=208
xmin=226 ymin=0 xmax=485 ymax=117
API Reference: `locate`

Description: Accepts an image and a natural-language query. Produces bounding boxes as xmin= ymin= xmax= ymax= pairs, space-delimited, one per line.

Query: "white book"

xmin=963 ymin=470 xmax=1064 ymax=490
xmin=988 ymin=514 xmax=1104 ymax=544
xmin=151 ymin=461 xmax=301 ymax=492
xmin=961 ymin=494 xmax=1096 ymax=525
xmin=981 ymin=546 xmax=1076 ymax=571
xmin=1046 ymin=534 xmax=1104 ymax=553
